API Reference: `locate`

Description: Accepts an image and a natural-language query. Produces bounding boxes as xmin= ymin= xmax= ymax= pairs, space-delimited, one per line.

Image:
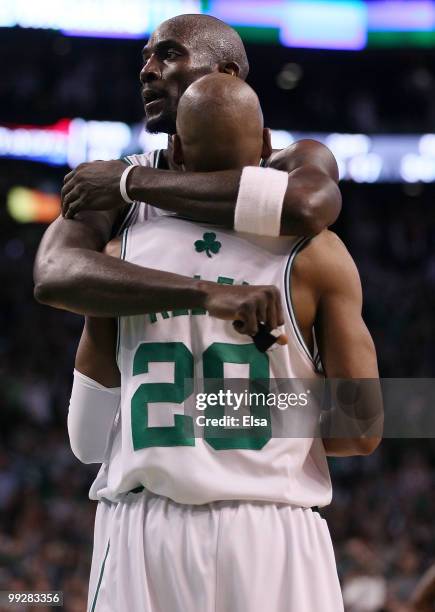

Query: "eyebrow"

xmin=142 ymin=39 xmax=186 ymax=59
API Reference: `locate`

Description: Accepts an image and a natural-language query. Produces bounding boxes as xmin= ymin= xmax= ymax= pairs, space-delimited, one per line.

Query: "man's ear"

xmin=172 ymin=134 xmax=184 ymax=167
xmin=218 ymin=61 xmax=240 ymax=77
xmin=261 ymin=128 xmax=273 ymax=161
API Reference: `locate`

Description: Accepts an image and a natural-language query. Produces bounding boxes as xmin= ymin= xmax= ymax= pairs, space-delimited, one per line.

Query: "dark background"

xmin=0 ymin=23 xmax=434 ymax=612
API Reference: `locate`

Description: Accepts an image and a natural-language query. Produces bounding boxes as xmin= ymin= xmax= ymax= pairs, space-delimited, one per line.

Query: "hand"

xmin=61 ymin=160 xmax=130 ymax=219
xmin=201 ymin=282 xmax=284 ymax=337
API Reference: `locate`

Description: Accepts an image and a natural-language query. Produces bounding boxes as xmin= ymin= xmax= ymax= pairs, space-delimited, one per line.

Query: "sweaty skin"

xmin=34 ymin=14 xmax=341 ymax=318
xmin=76 ymin=74 xmax=381 ymax=458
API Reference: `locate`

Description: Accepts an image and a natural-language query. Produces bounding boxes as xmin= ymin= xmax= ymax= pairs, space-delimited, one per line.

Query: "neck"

xmin=163 ymin=136 xmax=183 ymax=171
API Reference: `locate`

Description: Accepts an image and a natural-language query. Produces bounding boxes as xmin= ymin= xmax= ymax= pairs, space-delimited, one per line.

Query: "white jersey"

xmin=116 ymin=150 xmax=172 ymax=232
xmin=92 ymin=212 xmax=332 ymax=508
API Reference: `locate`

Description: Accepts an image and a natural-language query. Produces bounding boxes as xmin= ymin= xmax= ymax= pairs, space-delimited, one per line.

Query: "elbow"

xmin=67 ymin=415 xmax=111 ymax=465
xmin=70 ymin=444 xmax=102 ymax=465
xmin=33 ymin=256 xmax=53 ymax=305
xmin=34 ymin=277 xmax=62 ymax=308
xmin=299 ymin=182 xmax=342 ymax=237
xmin=355 ymin=436 xmax=382 ymax=456
xmin=33 ymin=257 xmax=65 ymax=307
xmin=34 ymin=280 xmax=53 ymax=305
xmin=299 ymin=208 xmax=328 ymax=238
xmin=68 ymin=428 xmax=107 ymax=464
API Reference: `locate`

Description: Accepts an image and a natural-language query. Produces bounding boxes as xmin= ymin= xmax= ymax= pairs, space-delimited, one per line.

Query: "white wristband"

xmin=120 ymin=165 xmax=136 ymax=204
xmin=234 ymin=166 xmax=288 ymax=237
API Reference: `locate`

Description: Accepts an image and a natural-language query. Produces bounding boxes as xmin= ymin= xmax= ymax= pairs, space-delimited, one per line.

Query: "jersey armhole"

xmin=115 ymin=227 xmax=130 ymax=368
xmin=284 ymin=237 xmax=322 ymax=372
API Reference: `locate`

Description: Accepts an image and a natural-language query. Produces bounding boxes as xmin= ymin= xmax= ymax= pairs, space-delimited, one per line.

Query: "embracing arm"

xmin=312 ymin=233 xmax=382 ymax=456
xmin=265 ymin=139 xmax=341 ymax=235
xmin=34 ymin=211 xmax=212 ymax=316
xmin=34 ymin=163 xmax=214 ymax=316
xmin=125 ymin=139 xmax=341 ymax=236
xmin=34 ymin=211 xmax=284 ymax=334
xmin=62 ymin=140 xmax=341 ymax=236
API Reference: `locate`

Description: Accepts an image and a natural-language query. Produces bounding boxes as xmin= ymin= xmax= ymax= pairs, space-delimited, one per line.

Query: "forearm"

xmin=36 ymin=246 xmax=208 ymax=316
xmin=129 ymin=167 xmax=238 ymax=227
xmin=321 ymin=377 xmax=383 ymax=457
xmin=128 ymin=166 xmax=340 ymax=236
xmin=34 ymin=215 xmax=212 ymax=316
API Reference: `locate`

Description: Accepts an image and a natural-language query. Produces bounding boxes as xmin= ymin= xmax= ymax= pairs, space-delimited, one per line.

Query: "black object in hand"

xmin=252 ymin=323 xmax=281 ymax=353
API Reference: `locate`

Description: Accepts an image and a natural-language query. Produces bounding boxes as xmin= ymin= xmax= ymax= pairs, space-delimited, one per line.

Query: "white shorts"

xmin=88 ymin=489 xmax=343 ymax=612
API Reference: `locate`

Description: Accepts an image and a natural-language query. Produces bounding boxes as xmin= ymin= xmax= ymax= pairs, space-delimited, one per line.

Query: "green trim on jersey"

xmin=284 ymin=237 xmax=318 ymax=367
xmin=90 ymin=540 xmax=110 ymax=612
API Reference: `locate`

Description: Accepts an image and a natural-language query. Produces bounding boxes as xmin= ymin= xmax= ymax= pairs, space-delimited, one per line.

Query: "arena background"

xmin=1 ymin=2 xmax=435 ymax=610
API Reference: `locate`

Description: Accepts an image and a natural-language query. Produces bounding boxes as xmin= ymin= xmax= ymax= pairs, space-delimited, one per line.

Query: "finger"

xmin=63 ymin=170 xmax=75 ymax=184
xmin=256 ymin=300 xmax=268 ymax=328
xmin=61 ymin=182 xmax=76 ymax=213
xmin=65 ymin=197 xmax=86 ymax=219
xmin=276 ymin=333 xmax=288 ymax=346
xmin=62 ymin=187 xmax=81 ymax=217
xmin=266 ymin=296 xmax=278 ymax=330
xmin=243 ymin=303 xmax=258 ymax=336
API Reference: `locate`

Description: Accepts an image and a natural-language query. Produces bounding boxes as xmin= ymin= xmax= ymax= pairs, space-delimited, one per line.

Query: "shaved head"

xmin=174 ymin=73 xmax=269 ymax=172
xmin=158 ymin=14 xmax=249 ymax=80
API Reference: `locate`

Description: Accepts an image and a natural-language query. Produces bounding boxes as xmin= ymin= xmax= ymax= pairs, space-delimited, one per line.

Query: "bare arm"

xmin=34 ymin=213 xmax=284 ymax=335
xmin=34 ymin=212 xmax=211 ymax=317
xmin=308 ymin=233 xmax=382 ymax=456
xmin=75 ymin=316 xmax=120 ymax=387
xmin=62 ymin=140 xmax=341 ymax=236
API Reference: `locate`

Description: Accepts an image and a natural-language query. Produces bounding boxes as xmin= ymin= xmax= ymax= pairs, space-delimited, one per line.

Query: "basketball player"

xmin=69 ymin=73 xmax=381 ymax=611
xmin=34 ymin=14 xmax=342 ymax=319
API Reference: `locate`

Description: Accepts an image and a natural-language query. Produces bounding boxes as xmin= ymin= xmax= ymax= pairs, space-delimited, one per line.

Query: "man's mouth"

xmin=145 ymin=98 xmax=165 ymax=113
xmin=143 ymin=90 xmax=166 ymax=113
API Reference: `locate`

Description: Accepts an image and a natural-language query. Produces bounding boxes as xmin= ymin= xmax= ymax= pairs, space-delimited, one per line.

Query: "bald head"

xmin=157 ymin=14 xmax=249 ymax=80
xmin=174 ymin=73 xmax=269 ymax=172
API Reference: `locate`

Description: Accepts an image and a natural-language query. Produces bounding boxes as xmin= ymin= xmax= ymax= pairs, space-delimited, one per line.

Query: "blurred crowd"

xmin=2 ymin=28 xmax=435 ymax=134
xmin=0 ymin=176 xmax=434 ymax=610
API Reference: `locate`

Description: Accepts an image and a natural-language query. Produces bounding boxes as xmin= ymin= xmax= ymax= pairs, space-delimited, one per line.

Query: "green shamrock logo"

xmin=194 ymin=232 xmax=221 ymax=258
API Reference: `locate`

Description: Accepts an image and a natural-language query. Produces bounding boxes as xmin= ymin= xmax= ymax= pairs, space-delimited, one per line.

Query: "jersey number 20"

xmin=131 ymin=342 xmax=271 ymax=451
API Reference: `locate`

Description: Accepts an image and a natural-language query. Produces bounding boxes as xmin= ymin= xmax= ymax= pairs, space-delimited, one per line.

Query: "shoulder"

xmin=266 ymin=139 xmax=339 ymax=180
xmin=293 ymin=231 xmax=362 ymax=299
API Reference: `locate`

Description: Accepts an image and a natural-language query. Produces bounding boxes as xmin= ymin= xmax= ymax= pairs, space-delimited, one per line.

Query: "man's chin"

xmin=145 ymin=112 xmax=176 ymax=135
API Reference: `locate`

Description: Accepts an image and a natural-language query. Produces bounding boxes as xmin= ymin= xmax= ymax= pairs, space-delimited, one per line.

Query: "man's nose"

xmin=140 ymin=56 xmax=161 ymax=83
